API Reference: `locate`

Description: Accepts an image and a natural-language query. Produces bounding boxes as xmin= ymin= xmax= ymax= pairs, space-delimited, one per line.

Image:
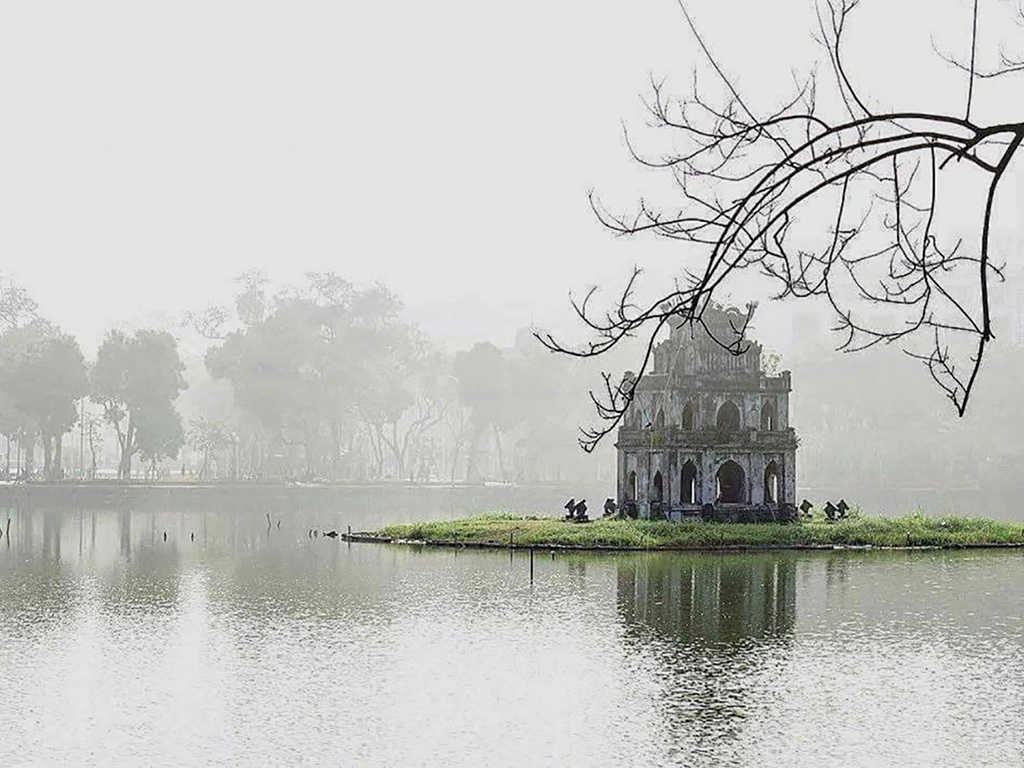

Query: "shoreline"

xmin=362 ymin=514 xmax=1024 ymax=553
xmin=343 ymin=532 xmax=1024 ymax=553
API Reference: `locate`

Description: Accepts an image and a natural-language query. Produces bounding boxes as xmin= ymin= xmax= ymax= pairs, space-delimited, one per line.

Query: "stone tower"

xmin=615 ymin=304 xmax=798 ymax=522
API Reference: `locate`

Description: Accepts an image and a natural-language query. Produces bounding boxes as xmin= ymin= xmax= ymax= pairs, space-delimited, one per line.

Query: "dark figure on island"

xmin=564 ymin=498 xmax=576 ymax=521
xmin=163 ymin=531 xmax=167 ymax=542
xmin=837 ymin=499 xmax=850 ymax=519
xmin=323 ymin=530 xmax=338 ymax=539
xmin=824 ymin=501 xmax=838 ymax=521
xmin=603 ymin=498 xmax=617 ymax=518
xmin=573 ymin=499 xmax=589 ymax=522
xmin=799 ymin=499 xmax=813 ymax=519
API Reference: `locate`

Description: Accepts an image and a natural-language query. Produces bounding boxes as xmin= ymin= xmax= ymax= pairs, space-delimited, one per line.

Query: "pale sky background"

xmin=1 ymin=0 xmax=1021 ymax=356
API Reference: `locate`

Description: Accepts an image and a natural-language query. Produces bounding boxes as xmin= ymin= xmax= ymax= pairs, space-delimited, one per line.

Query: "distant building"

xmin=616 ymin=304 xmax=798 ymax=521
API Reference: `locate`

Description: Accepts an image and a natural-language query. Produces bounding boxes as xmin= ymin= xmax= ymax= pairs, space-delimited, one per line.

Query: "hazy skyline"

xmin=3 ymin=0 xmax=1021 ymax=360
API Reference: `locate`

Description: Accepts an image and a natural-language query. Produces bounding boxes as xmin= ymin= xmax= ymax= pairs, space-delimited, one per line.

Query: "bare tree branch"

xmin=544 ymin=0 xmax=1024 ymax=451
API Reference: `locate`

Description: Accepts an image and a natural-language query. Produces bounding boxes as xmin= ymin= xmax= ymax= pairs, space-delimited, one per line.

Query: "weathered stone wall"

xmin=617 ymin=444 xmax=797 ymax=516
xmin=626 ymin=373 xmax=792 ymax=434
xmin=615 ymin=307 xmax=798 ymax=520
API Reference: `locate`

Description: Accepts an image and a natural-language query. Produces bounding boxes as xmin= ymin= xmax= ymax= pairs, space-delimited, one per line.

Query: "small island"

xmin=364 ymin=512 xmax=1024 ymax=551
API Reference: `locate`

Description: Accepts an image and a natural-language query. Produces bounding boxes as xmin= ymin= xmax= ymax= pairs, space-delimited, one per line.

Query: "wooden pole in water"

xmin=529 ymin=547 xmax=534 ymax=583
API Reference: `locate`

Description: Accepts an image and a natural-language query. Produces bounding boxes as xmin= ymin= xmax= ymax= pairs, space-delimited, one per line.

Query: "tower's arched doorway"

xmin=652 ymin=471 xmax=664 ymax=503
xmin=716 ymin=400 xmax=741 ymax=430
xmin=761 ymin=400 xmax=777 ymax=431
xmin=764 ymin=460 xmax=780 ymax=504
xmin=716 ymin=460 xmax=745 ymax=503
xmin=680 ymin=460 xmax=698 ymax=504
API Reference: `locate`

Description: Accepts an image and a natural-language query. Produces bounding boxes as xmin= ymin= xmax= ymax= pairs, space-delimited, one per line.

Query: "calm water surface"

xmin=0 ymin=504 xmax=1022 ymax=766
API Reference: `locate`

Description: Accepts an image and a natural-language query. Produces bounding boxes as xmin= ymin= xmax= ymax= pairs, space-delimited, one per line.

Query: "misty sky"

xmin=2 ymin=0 xmax=1021 ymax=354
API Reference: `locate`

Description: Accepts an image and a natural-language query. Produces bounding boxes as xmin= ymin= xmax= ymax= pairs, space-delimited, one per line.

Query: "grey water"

xmin=1 ymin=502 xmax=1022 ymax=766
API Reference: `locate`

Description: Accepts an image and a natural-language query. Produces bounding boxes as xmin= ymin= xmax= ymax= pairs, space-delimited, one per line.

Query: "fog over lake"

xmin=4 ymin=0 xmax=1024 ymax=763
xmin=1 ymin=498 xmax=1022 ymax=766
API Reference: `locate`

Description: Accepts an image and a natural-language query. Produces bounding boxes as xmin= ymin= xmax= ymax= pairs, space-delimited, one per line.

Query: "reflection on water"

xmin=615 ymin=555 xmax=798 ymax=762
xmin=1 ymin=505 xmax=1022 ymax=766
xmin=618 ymin=554 xmax=796 ymax=644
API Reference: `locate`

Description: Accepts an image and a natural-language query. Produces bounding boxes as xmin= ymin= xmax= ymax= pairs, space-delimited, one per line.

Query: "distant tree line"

xmin=0 ymin=273 xmax=187 ymax=481
xmin=0 ymin=270 xmax=613 ymax=484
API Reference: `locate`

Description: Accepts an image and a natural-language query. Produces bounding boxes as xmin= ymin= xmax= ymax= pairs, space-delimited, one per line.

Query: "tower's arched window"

xmin=681 ymin=460 xmax=698 ymax=504
xmin=681 ymin=402 xmax=695 ymax=431
xmin=627 ymin=471 xmax=637 ymax=501
xmin=716 ymin=400 xmax=741 ymax=431
xmin=655 ymin=408 xmax=666 ymax=429
xmin=761 ymin=400 xmax=778 ymax=431
xmin=716 ymin=460 xmax=745 ymax=503
xmin=652 ymin=471 xmax=664 ymax=503
xmin=764 ymin=460 xmax=780 ymax=504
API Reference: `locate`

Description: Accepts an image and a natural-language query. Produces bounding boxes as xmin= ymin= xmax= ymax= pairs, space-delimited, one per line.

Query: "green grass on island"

xmin=373 ymin=512 xmax=1024 ymax=550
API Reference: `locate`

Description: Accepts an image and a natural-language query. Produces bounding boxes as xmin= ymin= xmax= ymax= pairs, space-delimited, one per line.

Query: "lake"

xmin=0 ymin=497 xmax=1022 ymax=766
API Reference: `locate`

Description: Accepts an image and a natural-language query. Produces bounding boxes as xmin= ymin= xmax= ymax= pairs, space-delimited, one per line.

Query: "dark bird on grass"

xmin=163 ymin=531 xmax=167 ymax=541
xmin=573 ymin=499 xmax=588 ymax=521
xmin=190 ymin=532 xmax=195 ymax=542
xmin=323 ymin=530 xmax=338 ymax=539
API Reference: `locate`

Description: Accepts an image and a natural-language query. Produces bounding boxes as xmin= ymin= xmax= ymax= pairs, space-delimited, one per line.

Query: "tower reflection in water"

xmin=615 ymin=553 xmax=798 ymax=756
xmin=617 ymin=553 xmax=796 ymax=644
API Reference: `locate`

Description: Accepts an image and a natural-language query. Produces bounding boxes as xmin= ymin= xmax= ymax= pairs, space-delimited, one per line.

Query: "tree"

xmin=0 ymin=274 xmax=40 ymax=476
xmin=235 ymin=270 xmax=270 ymax=328
xmin=136 ymin=403 xmax=185 ymax=480
xmin=0 ymin=388 xmax=24 ymax=476
xmin=542 ymin=0 xmax=1024 ymax=449
xmin=0 ymin=321 xmax=87 ymax=480
xmin=206 ymin=273 xmax=419 ymax=480
xmin=442 ymin=399 xmax=472 ymax=483
xmin=453 ymin=343 xmax=525 ymax=480
xmin=358 ymin=335 xmax=448 ymax=480
xmin=82 ymin=411 xmax=104 ymax=480
xmin=187 ymin=416 xmax=235 ymax=479
xmin=92 ymin=329 xmax=187 ymax=480
xmin=0 ymin=272 xmax=38 ymax=330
